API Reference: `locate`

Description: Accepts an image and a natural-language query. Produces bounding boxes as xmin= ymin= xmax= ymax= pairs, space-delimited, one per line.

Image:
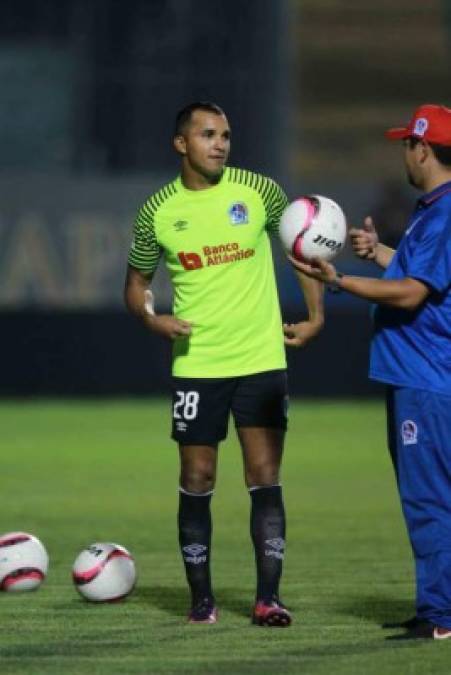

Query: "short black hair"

xmin=429 ymin=143 xmax=451 ymax=168
xmin=174 ymin=101 xmax=225 ymax=136
xmin=406 ymin=136 xmax=451 ymax=167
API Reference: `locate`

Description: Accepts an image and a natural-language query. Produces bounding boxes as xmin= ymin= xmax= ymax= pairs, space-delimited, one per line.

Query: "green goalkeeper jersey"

xmin=128 ymin=167 xmax=289 ymax=377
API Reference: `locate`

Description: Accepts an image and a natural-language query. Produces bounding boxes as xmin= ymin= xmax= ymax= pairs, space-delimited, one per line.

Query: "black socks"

xmin=178 ymin=484 xmax=286 ymax=606
xmin=178 ymin=488 xmax=213 ymax=605
xmin=249 ymin=485 xmax=286 ymax=602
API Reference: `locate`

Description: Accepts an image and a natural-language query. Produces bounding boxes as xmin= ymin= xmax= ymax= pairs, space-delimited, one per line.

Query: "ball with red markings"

xmin=279 ymin=195 xmax=347 ymax=262
xmin=72 ymin=543 xmax=136 ymax=602
xmin=0 ymin=531 xmax=49 ymax=592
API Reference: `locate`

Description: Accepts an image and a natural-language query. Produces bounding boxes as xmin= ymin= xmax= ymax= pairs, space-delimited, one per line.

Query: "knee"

xmin=180 ymin=461 xmax=216 ymax=493
xmin=245 ymin=461 xmax=280 ymax=489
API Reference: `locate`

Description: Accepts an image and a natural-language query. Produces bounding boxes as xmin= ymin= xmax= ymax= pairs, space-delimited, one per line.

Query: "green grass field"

xmin=1 ymin=399 xmax=450 ymax=674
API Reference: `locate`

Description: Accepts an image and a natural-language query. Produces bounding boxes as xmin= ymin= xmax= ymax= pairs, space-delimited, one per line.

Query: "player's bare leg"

xmin=178 ymin=444 xmax=218 ymax=623
xmin=238 ymin=427 xmax=292 ymax=627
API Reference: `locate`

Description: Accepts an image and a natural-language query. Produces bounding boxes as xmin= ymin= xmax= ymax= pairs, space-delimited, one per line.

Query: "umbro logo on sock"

xmin=264 ymin=538 xmax=285 ymax=559
xmin=183 ymin=543 xmax=207 ymax=564
xmin=265 ymin=538 xmax=285 ymax=551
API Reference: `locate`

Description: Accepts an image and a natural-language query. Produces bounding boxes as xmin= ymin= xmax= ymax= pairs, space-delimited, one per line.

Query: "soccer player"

xmin=289 ymin=104 xmax=451 ymax=640
xmin=124 ymin=101 xmax=324 ymax=625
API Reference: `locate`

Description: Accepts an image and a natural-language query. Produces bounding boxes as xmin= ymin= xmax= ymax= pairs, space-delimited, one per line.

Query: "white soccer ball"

xmin=0 ymin=531 xmax=49 ymax=592
xmin=72 ymin=542 xmax=136 ymax=602
xmin=279 ymin=195 xmax=347 ymax=262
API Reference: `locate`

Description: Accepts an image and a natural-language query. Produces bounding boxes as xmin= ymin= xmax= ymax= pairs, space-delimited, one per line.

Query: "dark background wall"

xmin=1 ymin=310 xmax=380 ymax=397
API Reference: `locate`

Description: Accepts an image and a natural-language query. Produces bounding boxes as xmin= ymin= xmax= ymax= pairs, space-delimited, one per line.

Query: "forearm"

xmin=374 ymin=243 xmax=396 ymax=269
xmin=296 ymin=271 xmax=324 ymax=325
xmin=124 ymin=268 xmax=156 ymax=329
xmin=337 ymin=274 xmax=426 ymax=310
xmin=124 ymin=265 xmax=192 ymax=339
xmin=126 ymin=291 xmax=157 ymax=331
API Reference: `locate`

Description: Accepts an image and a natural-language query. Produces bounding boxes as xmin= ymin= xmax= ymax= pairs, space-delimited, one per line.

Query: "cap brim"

xmin=385 ymin=127 xmax=410 ymax=140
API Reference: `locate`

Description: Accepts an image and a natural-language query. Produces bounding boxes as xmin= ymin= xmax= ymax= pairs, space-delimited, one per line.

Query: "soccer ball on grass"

xmin=0 ymin=531 xmax=49 ymax=591
xmin=72 ymin=542 xmax=136 ymax=602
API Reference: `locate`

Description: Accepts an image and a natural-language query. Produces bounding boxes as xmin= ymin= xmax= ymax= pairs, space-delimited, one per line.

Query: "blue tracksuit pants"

xmin=386 ymin=386 xmax=451 ymax=628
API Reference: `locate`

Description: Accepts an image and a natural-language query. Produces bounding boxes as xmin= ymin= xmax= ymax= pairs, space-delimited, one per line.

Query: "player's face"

xmin=176 ymin=110 xmax=231 ymax=180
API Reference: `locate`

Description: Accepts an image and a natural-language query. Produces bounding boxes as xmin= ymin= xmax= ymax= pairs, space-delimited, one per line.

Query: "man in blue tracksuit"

xmin=290 ymin=103 xmax=451 ymax=640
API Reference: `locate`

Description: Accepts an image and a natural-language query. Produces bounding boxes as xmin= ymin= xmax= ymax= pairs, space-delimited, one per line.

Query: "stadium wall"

xmin=1 ymin=310 xmax=381 ymax=397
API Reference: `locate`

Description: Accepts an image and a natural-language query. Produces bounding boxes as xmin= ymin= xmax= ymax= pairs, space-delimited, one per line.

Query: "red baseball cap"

xmin=385 ymin=104 xmax=451 ymax=146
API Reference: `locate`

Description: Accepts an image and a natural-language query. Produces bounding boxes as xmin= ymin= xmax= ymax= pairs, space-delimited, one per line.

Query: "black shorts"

xmin=171 ymin=369 xmax=288 ymax=445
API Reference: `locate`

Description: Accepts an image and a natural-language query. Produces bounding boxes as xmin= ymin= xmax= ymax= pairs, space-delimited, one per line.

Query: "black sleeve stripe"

xmin=266 ymin=182 xmax=278 ymax=205
xmin=250 ymin=172 xmax=260 ymax=192
xmin=255 ymin=174 xmax=265 ymax=195
xmin=128 ymin=180 xmax=178 ymax=274
xmin=259 ymin=176 xmax=289 ymax=233
xmin=152 ymin=190 xmax=165 ymax=208
xmin=260 ymin=177 xmax=272 ymax=205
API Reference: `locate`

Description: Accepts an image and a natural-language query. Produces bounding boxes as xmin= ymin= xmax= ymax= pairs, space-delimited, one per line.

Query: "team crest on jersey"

xmin=228 ymin=202 xmax=248 ymax=225
xmin=401 ymin=419 xmax=418 ymax=446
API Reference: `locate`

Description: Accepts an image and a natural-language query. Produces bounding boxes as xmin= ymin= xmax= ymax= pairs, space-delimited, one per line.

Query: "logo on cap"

xmin=413 ymin=117 xmax=428 ymax=137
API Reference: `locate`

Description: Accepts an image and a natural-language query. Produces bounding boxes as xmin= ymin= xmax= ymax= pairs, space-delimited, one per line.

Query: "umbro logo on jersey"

xmin=173 ymin=220 xmax=189 ymax=232
xmin=228 ymin=202 xmax=248 ymax=225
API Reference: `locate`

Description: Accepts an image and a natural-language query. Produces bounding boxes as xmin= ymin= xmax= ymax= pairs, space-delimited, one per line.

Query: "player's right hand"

xmin=349 ymin=216 xmax=378 ymax=260
xmin=148 ymin=315 xmax=192 ymax=340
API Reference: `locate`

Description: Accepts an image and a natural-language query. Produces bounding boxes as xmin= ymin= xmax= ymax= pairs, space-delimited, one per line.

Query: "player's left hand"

xmin=288 ymin=254 xmax=337 ymax=284
xmin=283 ymin=318 xmax=323 ymax=348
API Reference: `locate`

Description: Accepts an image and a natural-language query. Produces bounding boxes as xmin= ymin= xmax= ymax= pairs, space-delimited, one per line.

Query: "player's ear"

xmin=174 ymin=135 xmax=187 ymax=155
xmin=418 ymin=140 xmax=430 ymax=162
